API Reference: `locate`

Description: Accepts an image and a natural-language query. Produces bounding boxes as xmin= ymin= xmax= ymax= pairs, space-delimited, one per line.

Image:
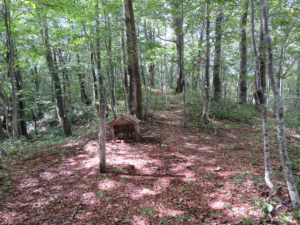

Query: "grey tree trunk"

xmin=212 ymin=6 xmax=223 ymax=101
xmin=127 ymin=0 xmax=143 ymax=119
xmin=99 ymin=99 xmax=106 ymax=173
xmin=95 ymin=4 xmax=105 ymax=99
xmin=4 ymin=0 xmax=18 ymax=141
xmin=201 ymin=0 xmax=211 ymax=124
xmin=14 ymin=51 xmax=28 ymax=138
xmin=261 ymin=0 xmax=300 ymax=213
xmin=169 ymin=64 xmax=174 ymax=88
xmin=90 ymin=45 xmax=99 ymax=112
xmin=250 ymin=0 xmax=275 ymax=190
xmin=77 ymin=54 xmax=90 ymax=105
xmin=172 ymin=1 xmax=184 ymax=94
xmin=123 ymin=0 xmax=136 ymax=115
xmin=238 ymin=2 xmax=248 ymax=104
xmin=41 ymin=26 xmax=72 ymax=136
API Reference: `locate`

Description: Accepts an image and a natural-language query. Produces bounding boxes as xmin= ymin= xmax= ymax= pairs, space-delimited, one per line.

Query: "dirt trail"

xmin=0 ymin=94 xmax=295 ymax=224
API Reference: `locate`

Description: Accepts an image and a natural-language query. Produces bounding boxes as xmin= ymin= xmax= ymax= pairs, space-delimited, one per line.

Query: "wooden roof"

xmin=109 ymin=114 xmax=141 ymax=125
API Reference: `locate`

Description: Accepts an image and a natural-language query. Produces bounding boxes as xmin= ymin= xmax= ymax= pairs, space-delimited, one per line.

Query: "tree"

xmin=201 ymin=0 xmax=210 ymax=124
xmin=41 ymin=21 xmax=72 ymax=136
xmin=123 ymin=0 xmax=136 ymax=115
xmin=260 ymin=0 xmax=300 ymax=213
xmin=250 ymin=0 xmax=274 ymax=190
xmin=127 ymin=0 xmax=143 ymax=119
xmin=212 ymin=5 xmax=223 ymax=102
xmin=238 ymin=1 xmax=248 ymax=104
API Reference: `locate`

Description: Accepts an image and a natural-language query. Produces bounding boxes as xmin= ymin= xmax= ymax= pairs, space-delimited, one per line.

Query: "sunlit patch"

xmin=226 ymin=132 xmax=237 ymax=139
xmin=40 ymin=172 xmax=56 ymax=180
xmin=141 ymin=188 xmax=157 ymax=196
xmin=0 ymin=211 xmax=25 ymax=224
xmin=18 ymin=178 xmax=39 ymax=188
xmin=82 ymin=192 xmax=96 ymax=199
xmin=209 ymin=201 xmax=228 ymax=209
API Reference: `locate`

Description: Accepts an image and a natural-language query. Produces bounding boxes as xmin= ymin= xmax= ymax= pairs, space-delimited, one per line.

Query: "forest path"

xmin=0 ymin=92 xmax=297 ymax=224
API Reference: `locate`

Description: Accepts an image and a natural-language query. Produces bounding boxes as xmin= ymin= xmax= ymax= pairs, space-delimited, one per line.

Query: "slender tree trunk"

xmin=296 ymin=61 xmax=300 ymax=113
xmin=95 ymin=3 xmax=106 ymax=173
xmin=202 ymin=0 xmax=211 ymax=124
xmin=77 ymin=54 xmax=90 ymax=105
xmin=4 ymin=0 xmax=18 ymax=141
xmin=261 ymin=0 xmax=300 ymax=213
xmin=250 ymin=0 xmax=275 ymax=190
xmin=238 ymin=2 xmax=248 ymax=104
xmin=41 ymin=26 xmax=72 ymax=136
xmin=90 ymin=45 xmax=99 ymax=111
xmin=123 ymin=0 xmax=135 ymax=115
xmin=127 ymin=0 xmax=142 ymax=119
xmin=169 ymin=64 xmax=174 ymax=88
xmin=212 ymin=6 xmax=223 ymax=101
xmin=120 ymin=29 xmax=128 ymax=88
xmin=99 ymin=99 xmax=106 ymax=173
xmin=0 ymin=117 xmax=5 ymax=142
xmin=13 ymin=48 xmax=28 ymax=138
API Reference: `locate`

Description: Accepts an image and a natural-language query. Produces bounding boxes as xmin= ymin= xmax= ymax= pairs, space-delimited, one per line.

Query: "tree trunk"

xmin=123 ymin=0 xmax=136 ymax=115
xmin=77 ymin=54 xmax=90 ymax=105
xmin=4 ymin=0 xmax=18 ymax=141
xmin=99 ymin=99 xmax=106 ymax=173
xmin=127 ymin=0 xmax=142 ymax=119
xmin=0 ymin=117 xmax=5 ymax=142
xmin=250 ymin=0 xmax=275 ymax=190
xmin=169 ymin=64 xmax=174 ymax=88
xmin=90 ymin=45 xmax=99 ymax=111
xmin=41 ymin=26 xmax=72 ymax=136
xmin=261 ymin=0 xmax=300 ymax=213
xmin=238 ymin=2 xmax=248 ymax=104
xmin=173 ymin=1 xmax=184 ymax=94
xmin=212 ymin=6 xmax=223 ymax=101
xmin=95 ymin=4 xmax=105 ymax=99
xmin=201 ymin=0 xmax=211 ymax=124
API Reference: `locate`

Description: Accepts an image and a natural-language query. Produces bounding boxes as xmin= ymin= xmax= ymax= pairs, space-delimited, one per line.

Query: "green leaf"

xmin=159 ymin=219 xmax=169 ymax=225
xmin=290 ymin=211 xmax=299 ymax=218
xmin=140 ymin=207 xmax=158 ymax=217
xmin=176 ymin=215 xmax=191 ymax=220
xmin=267 ymin=204 xmax=273 ymax=212
xmin=121 ymin=220 xmax=129 ymax=223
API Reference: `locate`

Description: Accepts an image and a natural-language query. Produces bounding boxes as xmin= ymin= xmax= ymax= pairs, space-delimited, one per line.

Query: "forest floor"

xmin=1 ymin=92 xmax=300 ymax=224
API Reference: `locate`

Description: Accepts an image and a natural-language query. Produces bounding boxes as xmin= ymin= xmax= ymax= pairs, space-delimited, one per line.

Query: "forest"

xmin=0 ymin=0 xmax=300 ymax=224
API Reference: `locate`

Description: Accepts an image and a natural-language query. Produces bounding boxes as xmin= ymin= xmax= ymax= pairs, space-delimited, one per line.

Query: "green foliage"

xmin=176 ymin=215 xmax=191 ymax=221
xmin=140 ymin=207 xmax=158 ymax=217
xmin=96 ymin=190 xmax=106 ymax=198
xmin=254 ymin=199 xmax=273 ymax=215
xmin=1 ymin=181 xmax=12 ymax=191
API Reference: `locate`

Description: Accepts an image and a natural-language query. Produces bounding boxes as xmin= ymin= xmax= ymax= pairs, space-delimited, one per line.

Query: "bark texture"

xmin=261 ymin=0 xmax=300 ymax=213
xmin=201 ymin=0 xmax=211 ymax=124
xmin=212 ymin=7 xmax=223 ymax=101
xmin=127 ymin=0 xmax=143 ymax=119
xmin=172 ymin=2 xmax=184 ymax=94
xmin=238 ymin=2 xmax=248 ymax=104
xmin=250 ymin=0 xmax=275 ymax=189
xmin=77 ymin=54 xmax=90 ymax=105
xmin=99 ymin=99 xmax=106 ymax=173
xmin=123 ymin=0 xmax=136 ymax=115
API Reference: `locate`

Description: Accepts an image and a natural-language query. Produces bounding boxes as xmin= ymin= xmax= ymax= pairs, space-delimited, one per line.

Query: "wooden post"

xmin=111 ymin=125 xmax=115 ymax=141
xmin=99 ymin=99 xmax=106 ymax=173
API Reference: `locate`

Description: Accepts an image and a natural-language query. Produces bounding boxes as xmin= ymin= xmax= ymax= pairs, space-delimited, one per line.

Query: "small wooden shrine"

xmin=109 ymin=114 xmax=141 ymax=141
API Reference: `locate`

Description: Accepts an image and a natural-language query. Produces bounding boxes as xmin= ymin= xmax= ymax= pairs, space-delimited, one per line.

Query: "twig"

xmin=42 ymin=215 xmax=53 ymax=221
xmin=71 ymin=207 xmax=77 ymax=220
xmin=23 ymin=207 xmax=39 ymax=222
